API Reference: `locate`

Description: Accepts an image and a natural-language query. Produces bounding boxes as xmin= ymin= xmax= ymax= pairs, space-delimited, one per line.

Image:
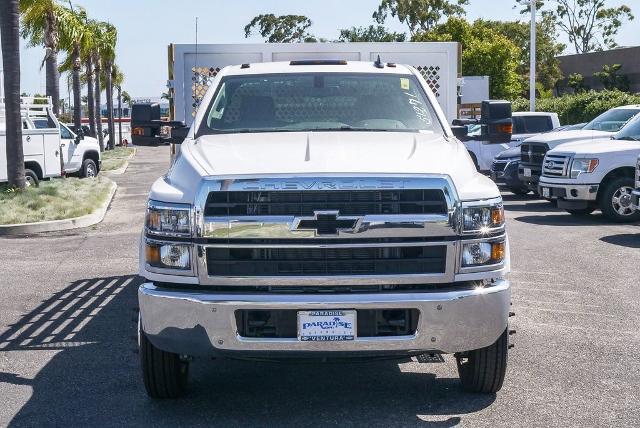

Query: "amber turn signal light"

xmin=491 ymin=241 xmax=506 ymax=262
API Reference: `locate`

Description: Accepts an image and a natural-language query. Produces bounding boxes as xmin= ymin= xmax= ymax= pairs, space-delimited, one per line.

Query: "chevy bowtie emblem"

xmin=293 ymin=211 xmax=360 ymax=236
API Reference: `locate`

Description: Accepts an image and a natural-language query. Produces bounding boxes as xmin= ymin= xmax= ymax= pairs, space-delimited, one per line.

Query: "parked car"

xmin=0 ymin=97 xmax=63 ymax=186
xmin=539 ymin=113 xmax=640 ymax=222
xmin=519 ymin=106 xmax=640 ymax=192
xmin=491 ymin=122 xmax=585 ymax=195
xmin=465 ymin=111 xmax=560 ymax=171
xmin=137 ymin=61 xmax=514 ymax=398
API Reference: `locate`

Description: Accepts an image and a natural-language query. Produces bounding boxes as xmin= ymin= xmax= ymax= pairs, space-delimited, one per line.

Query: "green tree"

xmin=594 ymin=64 xmax=629 ymax=91
xmin=339 ymin=25 xmax=406 ymax=42
xmin=373 ymin=0 xmax=469 ymax=36
xmin=567 ymin=73 xmax=589 ymax=92
xmin=244 ymin=14 xmax=313 ymax=43
xmin=121 ymin=90 xmax=132 ymax=106
xmin=516 ymin=0 xmax=634 ymax=53
xmin=58 ymin=4 xmax=93 ymax=131
xmin=19 ymin=0 xmax=75 ymax=115
xmin=99 ymin=22 xmax=117 ymax=150
xmin=1 ymin=0 xmax=26 ymax=190
xmin=415 ymin=18 xmax=522 ymax=99
xmin=477 ymin=15 xmax=565 ymax=92
xmin=111 ymin=64 xmax=124 ymax=146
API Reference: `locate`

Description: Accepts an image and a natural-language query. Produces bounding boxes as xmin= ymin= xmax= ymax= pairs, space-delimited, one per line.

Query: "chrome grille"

xmin=491 ymin=160 xmax=508 ymax=173
xmin=520 ymin=142 xmax=548 ymax=165
xmin=204 ymin=189 xmax=448 ymax=217
xmin=635 ymin=156 xmax=640 ymax=188
xmin=542 ymin=154 xmax=570 ymax=177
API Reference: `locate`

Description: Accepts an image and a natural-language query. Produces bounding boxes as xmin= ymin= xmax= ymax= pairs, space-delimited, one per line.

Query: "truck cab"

xmin=137 ymin=60 xmax=514 ymax=398
xmin=464 ymin=111 xmax=559 ymax=172
xmin=0 ymin=97 xmax=63 ymax=186
xmin=519 ymin=105 xmax=640 ymax=192
xmin=539 ymin=113 xmax=640 ymax=222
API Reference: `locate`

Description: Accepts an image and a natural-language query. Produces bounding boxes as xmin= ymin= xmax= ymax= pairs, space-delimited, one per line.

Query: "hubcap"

xmin=25 ymin=176 xmax=35 ymax=187
xmin=612 ymin=186 xmax=634 ymax=216
xmin=87 ymin=165 xmax=96 ymax=177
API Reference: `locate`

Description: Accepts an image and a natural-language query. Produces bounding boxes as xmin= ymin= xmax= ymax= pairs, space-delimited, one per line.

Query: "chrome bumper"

xmin=538 ymin=181 xmax=599 ymax=201
xmin=632 ymin=189 xmax=640 ymax=210
xmin=138 ymin=279 xmax=510 ymax=356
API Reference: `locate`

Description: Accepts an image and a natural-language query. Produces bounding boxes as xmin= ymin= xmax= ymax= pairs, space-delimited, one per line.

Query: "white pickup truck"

xmin=464 ymin=111 xmax=560 ymax=172
xmin=539 ymin=114 xmax=640 ymax=222
xmin=1 ymin=97 xmax=62 ymax=186
xmin=519 ymin=105 xmax=640 ymax=192
xmin=137 ymin=60 xmax=514 ymax=398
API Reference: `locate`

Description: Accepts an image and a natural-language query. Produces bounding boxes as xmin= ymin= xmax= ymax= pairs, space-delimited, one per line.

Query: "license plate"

xmin=297 ymin=310 xmax=356 ymax=341
xmin=542 ymin=187 xmax=550 ymax=198
xmin=523 ymin=168 xmax=532 ymax=177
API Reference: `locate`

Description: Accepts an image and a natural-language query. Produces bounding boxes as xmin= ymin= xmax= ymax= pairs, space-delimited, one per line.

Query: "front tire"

xmin=599 ymin=177 xmax=640 ymax=223
xmin=81 ymin=159 xmax=98 ymax=178
xmin=139 ymin=320 xmax=189 ymax=399
xmin=456 ymin=329 xmax=508 ymax=393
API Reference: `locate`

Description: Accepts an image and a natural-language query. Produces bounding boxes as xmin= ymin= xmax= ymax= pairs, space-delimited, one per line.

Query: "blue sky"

xmin=13 ymin=0 xmax=640 ymax=97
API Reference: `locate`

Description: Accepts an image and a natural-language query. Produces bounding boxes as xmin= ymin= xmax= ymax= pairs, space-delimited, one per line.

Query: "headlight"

xmin=145 ymin=242 xmax=191 ymax=270
xmin=461 ymin=240 xmax=506 ymax=267
xmin=145 ymin=200 xmax=191 ymax=237
xmin=462 ymin=200 xmax=504 ymax=233
xmin=570 ymin=158 xmax=599 ymax=178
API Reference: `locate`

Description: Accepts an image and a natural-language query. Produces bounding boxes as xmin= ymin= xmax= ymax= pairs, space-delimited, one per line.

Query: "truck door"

xmin=59 ymin=124 xmax=79 ymax=172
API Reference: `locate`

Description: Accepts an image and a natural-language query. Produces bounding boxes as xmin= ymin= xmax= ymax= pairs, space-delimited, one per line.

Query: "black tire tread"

xmin=458 ymin=329 xmax=508 ymax=393
xmin=140 ymin=326 xmax=187 ymax=399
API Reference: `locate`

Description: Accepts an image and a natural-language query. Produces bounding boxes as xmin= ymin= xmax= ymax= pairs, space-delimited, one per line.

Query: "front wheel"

xmin=456 ymin=329 xmax=508 ymax=393
xmin=25 ymin=169 xmax=40 ymax=187
xmin=599 ymin=177 xmax=640 ymax=223
xmin=139 ymin=319 xmax=189 ymax=399
xmin=81 ymin=159 xmax=98 ymax=178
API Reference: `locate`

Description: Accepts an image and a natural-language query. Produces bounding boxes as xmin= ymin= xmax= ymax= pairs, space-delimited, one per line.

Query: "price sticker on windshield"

xmin=400 ymin=78 xmax=410 ymax=90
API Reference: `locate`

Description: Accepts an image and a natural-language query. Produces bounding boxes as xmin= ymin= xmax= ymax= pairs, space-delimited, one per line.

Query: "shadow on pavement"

xmin=600 ymin=233 xmax=640 ymax=249
xmin=2 ymin=275 xmax=495 ymax=427
xmin=513 ymin=212 xmax=611 ymax=227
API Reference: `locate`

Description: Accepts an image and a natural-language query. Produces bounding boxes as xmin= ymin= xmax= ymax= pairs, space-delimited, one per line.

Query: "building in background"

xmin=557 ymin=46 xmax=640 ymax=93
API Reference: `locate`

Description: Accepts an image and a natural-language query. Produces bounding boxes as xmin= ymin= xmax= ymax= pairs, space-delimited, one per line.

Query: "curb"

xmin=0 ymin=181 xmax=118 ymax=236
xmin=105 ymin=147 xmax=137 ymax=175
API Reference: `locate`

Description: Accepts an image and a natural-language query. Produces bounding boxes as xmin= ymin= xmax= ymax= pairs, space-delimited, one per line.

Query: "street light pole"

xmin=530 ymin=0 xmax=537 ymax=112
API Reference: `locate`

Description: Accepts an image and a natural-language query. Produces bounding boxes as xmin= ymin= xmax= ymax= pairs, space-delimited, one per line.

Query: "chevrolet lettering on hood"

xmin=238 ymin=178 xmax=409 ymax=191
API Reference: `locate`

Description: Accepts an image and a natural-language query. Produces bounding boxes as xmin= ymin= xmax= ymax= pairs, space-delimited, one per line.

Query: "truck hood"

xmin=163 ymin=131 xmax=500 ymax=202
xmin=549 ymin=137 xmax=640 ymax=156
xmin=523 ymin=129 xmax=611 ymax=145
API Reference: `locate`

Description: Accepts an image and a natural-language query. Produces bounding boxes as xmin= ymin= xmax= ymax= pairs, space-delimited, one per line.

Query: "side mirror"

xmin=480 ymin=100 xmax=512 ymax=144
xmin=161 ymin=122 xmax=189 ymax=145
xmin=451 ymin=125 xmax=469 ymax=141
xmin=74 ymin=127 xmax=84 ymax=142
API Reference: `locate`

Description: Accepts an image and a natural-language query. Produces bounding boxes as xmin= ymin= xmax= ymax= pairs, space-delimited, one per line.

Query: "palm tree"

xmin=98 ymin=22 xmax=117 ymax=150
xmin=20 ymin=0 xmax=69 ymax=116
xmin=58 ymin=4 xmax=91 ymax=131
xmin=1 ymin=0 xmax=26 ymax=189
xmin=111 ymin=65 xmax=124 ymax=146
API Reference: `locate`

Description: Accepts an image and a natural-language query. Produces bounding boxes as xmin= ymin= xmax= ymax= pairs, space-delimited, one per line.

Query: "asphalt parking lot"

xmin=1 ymin=146 xmax=639 ymax=427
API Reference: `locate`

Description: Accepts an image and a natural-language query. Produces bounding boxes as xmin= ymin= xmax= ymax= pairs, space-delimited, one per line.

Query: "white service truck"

xmin=539 ymin=113 xmax=640 ymax=222
xmin=0 ymin=97 xmax=62 ymax=186
xmin=137 ymin=59 xmax=514 ymax=399
xmin=519 ymin=105 xmax=640 ymax=192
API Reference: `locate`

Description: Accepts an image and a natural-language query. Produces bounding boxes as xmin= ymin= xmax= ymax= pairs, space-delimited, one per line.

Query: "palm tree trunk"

xmin=0 ymin=0 xmax=26 ymax=189
xmin=71 ymin=44 xmax=82 ymax=130
xmin=86 ymin=57 xmax=96 ymax=137
xmin=94 ymin=59 xmax=104 ymax=151
xmin=117 ymin=86 xmax=123 ymax=146
xmin=105 ymin=62 xmax=115 ymax=150
xmin=44 ymin=9 xmax=60 ymax=115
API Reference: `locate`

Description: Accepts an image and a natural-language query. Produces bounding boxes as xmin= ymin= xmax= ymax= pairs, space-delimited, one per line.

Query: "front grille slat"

xmin=206 ymin=245 xmax=447 ymax=277
xmin=542 ymin=154 xmax=570 ymax=177
xmin=204 ymin=190 xmax=447 ymax=217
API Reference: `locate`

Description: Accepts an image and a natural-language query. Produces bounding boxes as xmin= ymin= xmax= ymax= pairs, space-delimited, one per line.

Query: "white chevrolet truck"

xmin=137 ymin=61 xmax=513 ymax=398
xmin=539 ymin=114 xmax=640 ymax=222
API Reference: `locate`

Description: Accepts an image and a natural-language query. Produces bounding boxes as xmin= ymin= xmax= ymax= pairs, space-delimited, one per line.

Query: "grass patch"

xmin=0 ymin=177 xmax=114 ymax=225
xmin=101 ymin=147 xmax=135 ymax=171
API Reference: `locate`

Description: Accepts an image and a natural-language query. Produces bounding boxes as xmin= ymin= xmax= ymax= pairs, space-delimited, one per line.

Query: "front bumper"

xmin=138 ymin=279 xmax=510 ymax=357
xmin=538 ymin=180 xmax=599 ymax=201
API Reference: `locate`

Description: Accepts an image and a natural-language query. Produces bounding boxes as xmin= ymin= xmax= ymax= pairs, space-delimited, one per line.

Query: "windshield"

xmin=613 ymin=114 xmax=640 ymax=141
xmin=198 ymin=73 xmax=444 ymax=135
xmin=582 ymin=108 xmax=638 ymax=132
xmin=512 ymin=115 xmax=553 ymax=134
